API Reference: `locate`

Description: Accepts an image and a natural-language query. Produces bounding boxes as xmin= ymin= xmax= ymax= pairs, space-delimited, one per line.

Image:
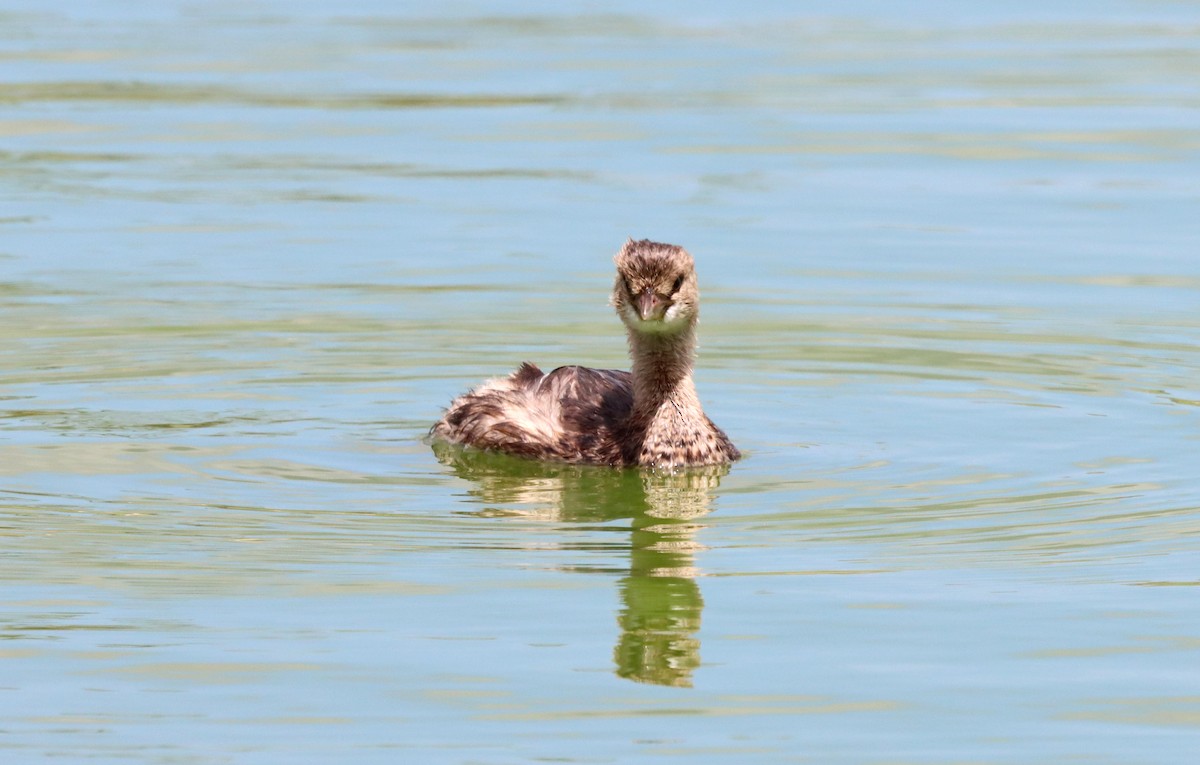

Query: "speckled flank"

xmin=431 ymin=239 xmax=739 ymax=468
xmin=430 ymin=363 xmax=633 ymax=463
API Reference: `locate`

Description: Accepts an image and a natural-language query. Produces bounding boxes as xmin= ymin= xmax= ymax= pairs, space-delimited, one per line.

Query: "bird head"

xmin=611 ymin=239 xmax=699 ymax=335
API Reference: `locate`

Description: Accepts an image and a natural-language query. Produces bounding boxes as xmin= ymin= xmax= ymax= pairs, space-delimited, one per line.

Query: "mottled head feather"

xmin=615 ymin=239 xmax=694 ymax=282
xmin=612 ymin=239 xmax=700 ymax=332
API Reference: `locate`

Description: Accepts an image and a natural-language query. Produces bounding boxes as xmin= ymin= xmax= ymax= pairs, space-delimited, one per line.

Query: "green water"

xmin=2 ymin=1 xmax=1199 ymax=763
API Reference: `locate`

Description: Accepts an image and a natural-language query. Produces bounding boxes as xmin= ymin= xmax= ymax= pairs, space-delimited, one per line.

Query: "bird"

xmin=430 ymin=239 xmax=740 ymax=470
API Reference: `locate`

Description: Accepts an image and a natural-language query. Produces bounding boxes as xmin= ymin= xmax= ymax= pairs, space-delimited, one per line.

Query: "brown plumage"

xmin=430 ymin=239 xmax=740 ymax=469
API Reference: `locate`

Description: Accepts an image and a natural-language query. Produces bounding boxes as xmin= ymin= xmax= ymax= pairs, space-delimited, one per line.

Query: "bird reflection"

xmin=431 ymin=441 xmax=726 ymax=687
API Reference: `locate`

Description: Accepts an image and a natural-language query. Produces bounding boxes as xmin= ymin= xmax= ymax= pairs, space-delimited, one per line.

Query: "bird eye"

xmin=623 ymin=277 xmax=635 ymax=296
xmin=671 ymin=275 xmax=684 ymax=294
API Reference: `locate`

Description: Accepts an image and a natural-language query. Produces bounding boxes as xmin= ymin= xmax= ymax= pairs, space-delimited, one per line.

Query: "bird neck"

xmin=628 ymin=325 xmax=700 ymax=415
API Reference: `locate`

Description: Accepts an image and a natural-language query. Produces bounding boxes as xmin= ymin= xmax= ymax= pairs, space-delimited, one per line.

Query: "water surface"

xmin=2 ymin=1 xmax=1199 ymax=763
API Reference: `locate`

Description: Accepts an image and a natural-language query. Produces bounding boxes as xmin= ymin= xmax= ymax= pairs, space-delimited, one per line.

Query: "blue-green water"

xmin=3 ymin=1 xmax=1199 ymax=763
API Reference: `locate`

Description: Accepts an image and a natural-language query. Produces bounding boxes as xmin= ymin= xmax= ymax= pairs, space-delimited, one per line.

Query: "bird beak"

xmin=636 ymin=289 xmax=662 ymax=321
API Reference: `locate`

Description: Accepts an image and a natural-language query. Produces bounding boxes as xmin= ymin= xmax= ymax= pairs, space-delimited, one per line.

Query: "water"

xmin=3 ymin=1 xmax=1199 ymax=762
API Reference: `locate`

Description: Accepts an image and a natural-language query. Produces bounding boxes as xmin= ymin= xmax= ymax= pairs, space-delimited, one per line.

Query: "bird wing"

xmin=433 ymin=363 xmax=633 ymax=463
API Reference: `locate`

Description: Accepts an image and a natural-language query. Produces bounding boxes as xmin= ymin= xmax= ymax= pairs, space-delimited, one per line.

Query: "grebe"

xmin=431 ymin=239 xmax=739 ymax=469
